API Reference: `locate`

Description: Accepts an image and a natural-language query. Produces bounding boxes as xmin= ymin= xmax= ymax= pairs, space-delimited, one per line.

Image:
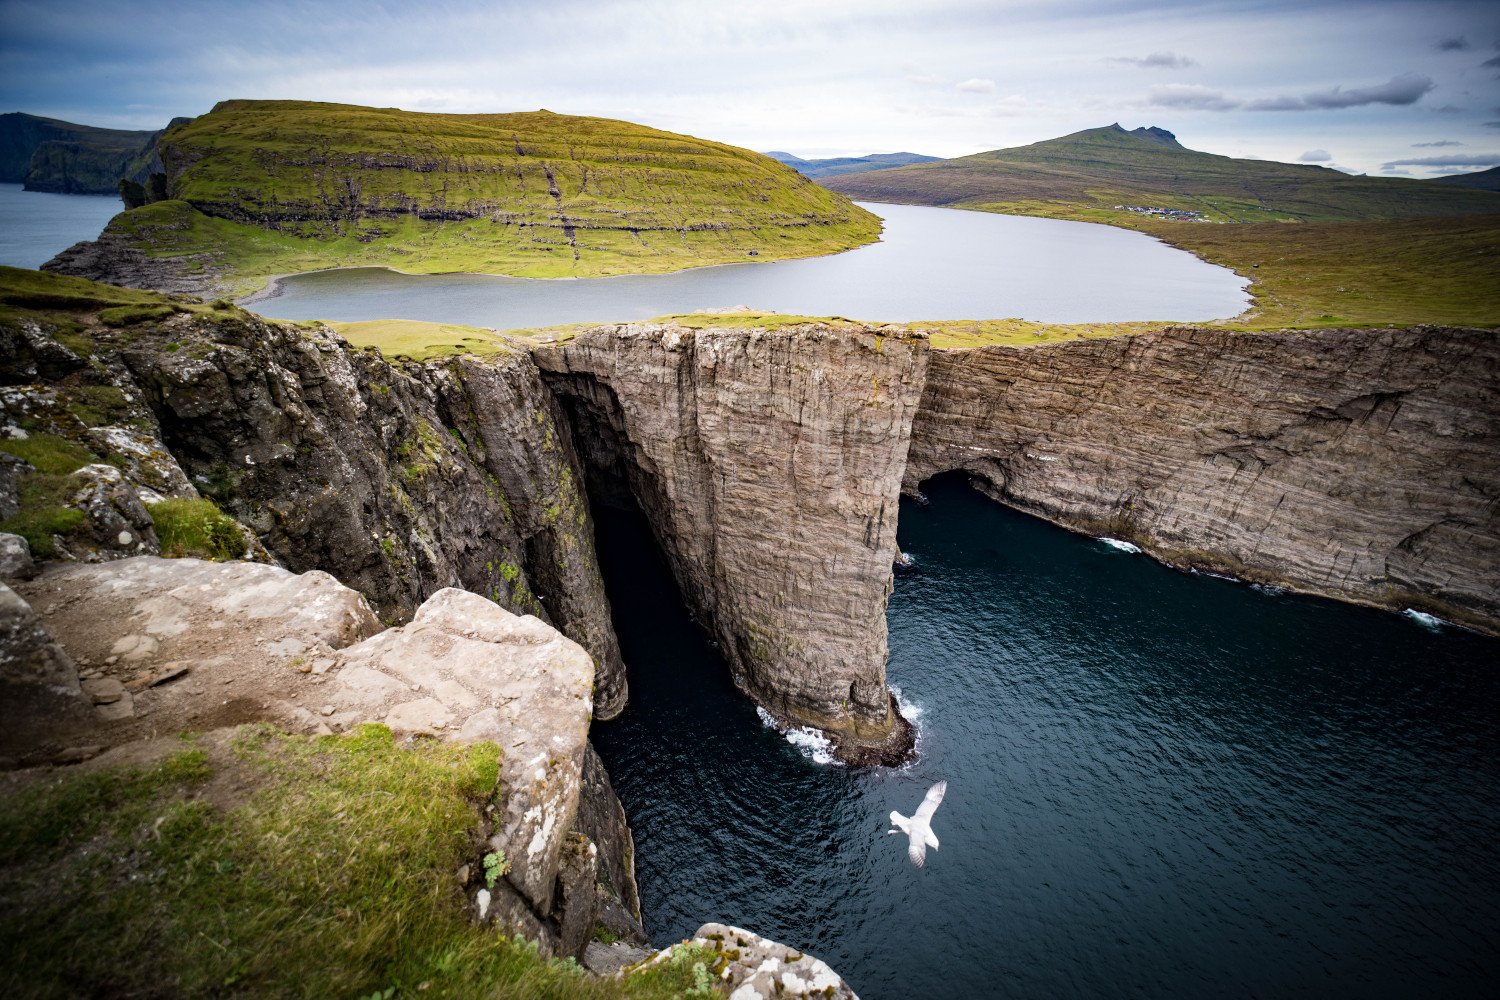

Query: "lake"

xmin=590 ymin=474 xmax=1500 ymax=1000
xmin=0 ymin=183 xmax=122 ymax=270
xmin=255 ymin=203 xmax=1249 ymax=327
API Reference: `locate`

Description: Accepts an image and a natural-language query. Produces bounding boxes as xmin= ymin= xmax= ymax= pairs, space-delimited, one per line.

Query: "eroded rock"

xmin=639 ymin=923 xmax=861 ymax=999
xmin=0 ymin=581 xmax=92 ymax=752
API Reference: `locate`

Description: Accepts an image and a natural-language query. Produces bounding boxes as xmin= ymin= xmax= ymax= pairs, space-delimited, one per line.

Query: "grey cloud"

xmin=1108 ymin=52 xmax=1196 ymax=70
xmin=1146 ymin=84 xmax=1239 ymax=111
xmin=1379 ymin=153 xmax=1500 ymax=168
xmin=1299 ymin=149 xmax=1331 ymax=162
xmin=1437 ymin=38 xmax=1469 ymax=51
xmin=1485 ymin=121 xmax=1500 ymax=128
xmin=1246 ymin=73 xmax=1434 ymax=110
xmin=1412 ymin=140 xmax=1462 ymax=146
xmin=1148 ymin=74 xmax=1434 ymax=114
xmin=1483 ymin=55 xmax=1500 ymax=67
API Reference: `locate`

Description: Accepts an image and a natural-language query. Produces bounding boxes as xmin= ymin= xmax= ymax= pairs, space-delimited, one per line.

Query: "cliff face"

xmin=906 ymin=325 xmax=1500 ymax=632
xmin=0 ymin=303 xmax=629 ymax=719
xmin=534 ymin=323 xmax=928 ymax=762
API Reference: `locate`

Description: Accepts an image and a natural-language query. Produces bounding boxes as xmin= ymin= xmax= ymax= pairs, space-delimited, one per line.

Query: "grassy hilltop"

xmin=823 ymin=124 xmax=1500 ymax=225
xmin=74 ymin=100 xmax=880 ymax=295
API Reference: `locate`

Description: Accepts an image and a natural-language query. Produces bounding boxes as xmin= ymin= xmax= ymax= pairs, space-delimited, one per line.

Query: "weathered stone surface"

xmin=0 ymin=532 xmax=34 ymax=579
xmin=534 ymin=323 xmax=927 ymax=762
xmin=581 ymin=939 xmax=654 ymax=976
xmin=53 ymin=463 xmax=160 ymax=562
xmin=906 ymin=325 xmax=1500 ymax=632
xmin=12 ymin=555 xmax=382 ymax=754
xmin=577 ymin=742 xmax=646 ymax=943
xmin=43 ymin=237 xmax=226 ymax=298
xmin=638 ymin=923 xmax=860 ymax=999
xmin=0 ymin=581 xmax=92 ymax=751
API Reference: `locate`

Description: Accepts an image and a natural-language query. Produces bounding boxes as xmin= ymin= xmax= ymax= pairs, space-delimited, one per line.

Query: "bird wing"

xmin=908 ymin=832 xmax=927 ymax=868
xmin=914 ymin=781 xmax=947 ymax=823
xmin=889 ymin=811 xmax=911 ymax=834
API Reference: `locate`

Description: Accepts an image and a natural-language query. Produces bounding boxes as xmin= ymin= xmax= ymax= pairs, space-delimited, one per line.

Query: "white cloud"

xmin=956 ymin=78 xmax=996 ymax=94
xmin=1147 ymin=84 xmax=1240 ymax=112
xmin=906 ymin=74 xmax=942 ymax=87
xmin=1299 ymin=149 xmax=1331 ymax=162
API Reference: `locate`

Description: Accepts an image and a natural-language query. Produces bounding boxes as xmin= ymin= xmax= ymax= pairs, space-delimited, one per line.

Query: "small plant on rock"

xmin=483 ymin=850 xmax=510 ymax=888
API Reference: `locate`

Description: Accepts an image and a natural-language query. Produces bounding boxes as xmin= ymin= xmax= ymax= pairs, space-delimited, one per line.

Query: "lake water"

xmin=0 ymin=183 xmax=121 ymax=269
xmin=590 ymin=474 xmax=1500 ymax=1000
xmin=256 ymin=203 xmax=1249 ymax=327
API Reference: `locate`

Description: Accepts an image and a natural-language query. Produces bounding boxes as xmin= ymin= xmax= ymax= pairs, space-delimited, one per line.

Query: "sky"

xmin=2 ymin=0 xmax=1499 ymax=178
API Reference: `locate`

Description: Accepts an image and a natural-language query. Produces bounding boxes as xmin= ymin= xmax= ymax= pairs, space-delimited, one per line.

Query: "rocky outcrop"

xmin=634 ymin=924 xmax=861 ymax=999
xmin=37 ymin=310 xmax=630 ymax=717
xmin=0 ymin=581 xmax=92 ymax=753
xmin=906 ymin=325 xmax=1500 ymax=632
xmin=534 ymin=323 xmax=928 ymax=763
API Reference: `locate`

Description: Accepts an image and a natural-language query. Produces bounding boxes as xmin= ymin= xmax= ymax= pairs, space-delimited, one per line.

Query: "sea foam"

xmin=1403 ymin=608 xmax=1446 ymax=630
xmin=1097 ymin=537 xmax=1141 ymax=554
xmin=757 ymin=706 xmax=837 ymax=765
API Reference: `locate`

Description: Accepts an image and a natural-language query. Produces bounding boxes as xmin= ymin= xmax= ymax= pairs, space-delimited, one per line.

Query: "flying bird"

xmin=888 ymin=780 xmax=947 ymax=868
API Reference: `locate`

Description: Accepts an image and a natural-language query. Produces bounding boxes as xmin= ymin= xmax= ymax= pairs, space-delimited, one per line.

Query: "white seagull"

xmin=888 ymin=780 xmax=947 ymax=868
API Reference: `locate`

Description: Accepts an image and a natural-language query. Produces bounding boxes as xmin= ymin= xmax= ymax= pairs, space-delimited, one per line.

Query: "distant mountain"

xmin=1433 ymin=165 xmax=1500 ymax=192
xmin=0 ymin=112 xmax=177 ymax=194
xmin=821 ymin=123 xmax=1500 ymax=223
xmin=764 ymin=150 xmax=941 ymax=180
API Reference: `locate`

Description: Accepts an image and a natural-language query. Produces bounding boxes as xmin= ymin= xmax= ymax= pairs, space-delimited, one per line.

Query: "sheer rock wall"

xmin=533 ymin=323 xmax=928 ymax=762
xmin=906 ymin=325 xmax=1500 ymax=633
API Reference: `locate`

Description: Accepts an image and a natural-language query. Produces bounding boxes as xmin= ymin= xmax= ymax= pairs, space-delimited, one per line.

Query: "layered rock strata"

xmin=906 ymin=325 xmax=1500 ymax=632
xmin=534 ymin=323 xmax=927 ymax=763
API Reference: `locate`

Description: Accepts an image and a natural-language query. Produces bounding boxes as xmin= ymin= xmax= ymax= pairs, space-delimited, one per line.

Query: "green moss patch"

xmin=326 ymin=319 xmax=511 ymax=363
xmin=0 ymin=474 xmax=86 ymax=557
xmin=147 ymin=497 xmax=248 ymax=561
xmin=0 ymin=433 xmax=97 ymax=475
xmin=100 ymin=303 xmax=180 ymax=327
xmin=0 ymin=725 xmax=707 ymax=999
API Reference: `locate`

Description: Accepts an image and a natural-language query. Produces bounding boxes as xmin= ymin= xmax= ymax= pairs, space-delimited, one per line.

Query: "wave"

xmin=1097 ymin=536 xmax=1141 ymax=554
xmin=756 ymin=706 xmax=837 ymax=765
xmin=1403 ymin=608 xmax=1446 ymax=630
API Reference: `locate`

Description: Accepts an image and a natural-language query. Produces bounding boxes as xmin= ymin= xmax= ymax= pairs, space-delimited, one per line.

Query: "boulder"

xmin=0 ymin=581 xmax=93 ymax=752
xmin=0 ymin=532 xmax=35 ymax=580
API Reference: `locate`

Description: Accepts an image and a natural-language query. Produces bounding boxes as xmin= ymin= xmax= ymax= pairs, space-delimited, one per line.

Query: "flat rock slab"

xmin=13 ymin=556 xmax=382 ymax=748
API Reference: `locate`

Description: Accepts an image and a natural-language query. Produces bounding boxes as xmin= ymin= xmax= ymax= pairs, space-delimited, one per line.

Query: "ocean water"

xmin=254 ymin=203 xmax=1249 ymax=327
xmin=0 ymin=183 xmax=121 ymax=269
xmin=590 ymin=473 xmax=1500 ymax=999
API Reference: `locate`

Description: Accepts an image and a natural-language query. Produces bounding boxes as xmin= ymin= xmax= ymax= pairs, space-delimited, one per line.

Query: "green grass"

xmin=1138 ymin=213 xmax=1500 ymax=328
xmin=824 ymin=124 xmax=1500 ymax=224
xmin=325 ymin=319 xmax=512 ymax=362
xmin=0 ymin=433 xmax=97 ymax=475
xmin=0 ymin=724 xmax=708 ymax=1000
xmin=0 ymin=474 xmax=86 ymax=557
xmin=94 ymin=99 xmax=881 ymax=295
xmin=147 ymin=497 xmax=249 ymax=561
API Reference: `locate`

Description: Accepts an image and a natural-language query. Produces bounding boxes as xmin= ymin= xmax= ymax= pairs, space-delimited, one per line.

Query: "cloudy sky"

xmin=2 ymin=0 xmax=1498 ymax=177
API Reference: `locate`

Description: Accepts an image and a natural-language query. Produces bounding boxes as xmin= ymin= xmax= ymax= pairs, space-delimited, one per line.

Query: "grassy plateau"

xmin=83 ymin=100 xmax=880 ymax=295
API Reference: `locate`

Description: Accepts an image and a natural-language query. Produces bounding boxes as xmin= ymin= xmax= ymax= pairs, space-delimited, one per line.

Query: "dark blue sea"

xmin=591 ymin=473 xmax=1500 ymax=999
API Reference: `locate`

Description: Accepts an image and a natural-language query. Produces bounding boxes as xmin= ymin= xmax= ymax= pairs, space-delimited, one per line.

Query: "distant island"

xmin=763 ymin=150 xmax=940 ymax=180
xmin=38 ymin=100 xmax=881 ymax=297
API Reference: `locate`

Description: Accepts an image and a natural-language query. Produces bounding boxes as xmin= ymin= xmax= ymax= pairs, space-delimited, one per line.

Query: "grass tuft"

xmin=0 ymin=434 xmax=97 ymax=475
xmin=146 ymin=497 xmax=248 ymax=561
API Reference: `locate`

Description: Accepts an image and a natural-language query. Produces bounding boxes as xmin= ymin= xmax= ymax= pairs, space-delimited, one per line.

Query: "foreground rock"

xmin=906 ymin=325 xmax=1500 ymax=633
xmin=634 ymin=923 xmax=860 ymax=999
xmin=5 ymin=557 xmax=642 ymax=959
xmin=535 ymin=323 xmax=926 ymax=763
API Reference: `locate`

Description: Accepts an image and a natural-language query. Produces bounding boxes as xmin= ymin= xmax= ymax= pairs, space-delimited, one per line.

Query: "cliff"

xmin=533 ymin=322 xmax=928 ymax=763
xmin=0 ymin=111 xmax=162 ymax=194
xmin=906 ymin=325 xmax=1500 ymax=633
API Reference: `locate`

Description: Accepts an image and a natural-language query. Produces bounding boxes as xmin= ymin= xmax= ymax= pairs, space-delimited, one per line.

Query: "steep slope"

xmin=44 ymin=100 xmax=881 ymax=295
xmin=823 ymin=124 xmax=1500 ymax=223
xmin=1435 ymin=165 xmax=1500 ymax=192
xmin=0 ymin=112 xmax=162 ymax=193
xmin=765 ymin=150 xmax=941 ymax=179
